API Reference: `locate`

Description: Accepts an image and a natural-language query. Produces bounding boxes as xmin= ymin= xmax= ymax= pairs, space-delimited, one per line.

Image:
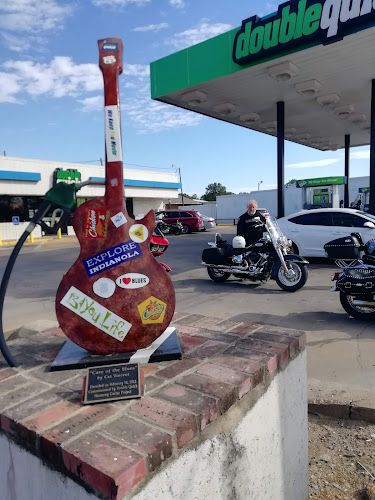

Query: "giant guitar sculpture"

xmin=55 ymin=38 xmax=175 ymax=355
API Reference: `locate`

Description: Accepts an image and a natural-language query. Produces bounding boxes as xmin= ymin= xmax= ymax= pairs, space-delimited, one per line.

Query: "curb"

xmin=308 ymin=401 xmax=375 ymax=423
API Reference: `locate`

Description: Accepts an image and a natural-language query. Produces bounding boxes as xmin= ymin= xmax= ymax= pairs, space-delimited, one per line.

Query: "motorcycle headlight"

xmin=277 ymin=236 xmax=288 ymax=246
xmin=150 ymin=245 xmax=160 ymax=252
xmin=288 ymin=239 xmax=292 ymax=247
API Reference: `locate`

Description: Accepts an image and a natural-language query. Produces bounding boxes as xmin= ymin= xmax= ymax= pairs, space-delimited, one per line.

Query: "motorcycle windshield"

xmin=265 ymin=216 xmax=288 ymax=249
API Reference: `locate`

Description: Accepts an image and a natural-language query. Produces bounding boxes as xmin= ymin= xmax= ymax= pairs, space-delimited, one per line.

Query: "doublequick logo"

xmin=233 ymin=0 xmax=375 ymax=65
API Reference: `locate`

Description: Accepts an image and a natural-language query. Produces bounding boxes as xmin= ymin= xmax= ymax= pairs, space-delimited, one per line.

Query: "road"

xmin=0 ymin=228 xmax=374 ymax=403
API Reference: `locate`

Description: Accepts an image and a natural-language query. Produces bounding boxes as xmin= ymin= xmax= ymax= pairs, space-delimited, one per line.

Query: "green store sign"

xmin=53 ymin=168 xmax=81 ymax=185
xmin=233 ymin=0 xmax=375 ymax=65
xmin=296 ymin=176 xmax=347 ymax=187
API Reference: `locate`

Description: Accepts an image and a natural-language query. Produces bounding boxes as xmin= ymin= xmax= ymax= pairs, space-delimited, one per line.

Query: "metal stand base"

xmin=50 ymin=327 xmax=181 ymax=371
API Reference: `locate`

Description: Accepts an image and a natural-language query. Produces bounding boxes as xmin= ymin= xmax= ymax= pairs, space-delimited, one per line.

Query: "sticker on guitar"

xmin=83 ymin=240 xmax=142 ymax=277
xmin=105 ymin=106 xmax=122 ymax=162
xmin=61 ymin=286 xmax=131 ymax=342
xmin=102 ymin=42 xmax=118 ymax=51
xmin=103 ymin=56 xmax=116 ymax=65
xmin=86 ymin=209 xmax=110 ymax=238
xmin=116 ymin=273 xmax=149 ymax=289
xmin=111 ymin=212 xmax=127 ymax=228
xmin=129 ymin=224 xmax=148 ymax=243
xmin=137 ymin=296 xmax=166 ymax=324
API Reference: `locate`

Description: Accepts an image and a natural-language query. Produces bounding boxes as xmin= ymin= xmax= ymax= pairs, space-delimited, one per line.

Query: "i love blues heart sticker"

xmin=116 ymin=273 xmax=149 ymax=289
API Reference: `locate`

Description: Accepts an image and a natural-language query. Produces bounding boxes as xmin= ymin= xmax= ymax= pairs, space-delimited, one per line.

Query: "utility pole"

xmin=178 ymin=167 xmax=184 ymax=207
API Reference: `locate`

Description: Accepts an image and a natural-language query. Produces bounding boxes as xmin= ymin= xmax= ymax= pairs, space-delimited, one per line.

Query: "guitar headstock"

xmin=98 ymin=38 xmax=123 ymax=77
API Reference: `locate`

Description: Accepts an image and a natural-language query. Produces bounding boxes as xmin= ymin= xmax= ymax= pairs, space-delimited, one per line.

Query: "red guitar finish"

xmin=55 ymin=38 xmax=175 ymax=355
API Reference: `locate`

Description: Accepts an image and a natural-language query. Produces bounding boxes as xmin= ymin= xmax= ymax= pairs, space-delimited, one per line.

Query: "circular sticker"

xmin=93 ymin=277 xmax=116 ymax=298
xmin=129 ymin=224 xmax=148 ymax=243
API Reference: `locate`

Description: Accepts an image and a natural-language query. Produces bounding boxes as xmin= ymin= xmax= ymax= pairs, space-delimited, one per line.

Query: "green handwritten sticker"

xmin=60 ymin=286 xmax=131 ymax=342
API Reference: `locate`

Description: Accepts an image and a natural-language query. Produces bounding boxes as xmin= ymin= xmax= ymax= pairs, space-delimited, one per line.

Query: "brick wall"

xmin=0 ymin=313 xmax=307 ymax=500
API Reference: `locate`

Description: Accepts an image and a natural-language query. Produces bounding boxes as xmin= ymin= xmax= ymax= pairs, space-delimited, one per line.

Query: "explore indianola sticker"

xmin=83 ymin=240 xmax=142 ymax=277
xmin=233 ymin=0 xmax=375 ymax=65
xmin=61 ymin=286 xmax=132 ymax=342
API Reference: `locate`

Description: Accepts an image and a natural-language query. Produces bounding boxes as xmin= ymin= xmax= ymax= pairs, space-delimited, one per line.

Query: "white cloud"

xmin=286 ymin=159 xmax=340 ymax=169
xmin=124 ymin=63 xmax=150 ymax=77
xmin=92 ymin=0 xmax=150 ymax=6
xmin=1 ymin=53 xmax=199 ymax=133
xmin=169 ymin=0 xmax=185 ymax=8
xmin=170 ymin=21 xmax=232 ymax=50
xmin=133 ymin=22 xmax=169 ymax=32
xmin=351 ymin=150 xmax=370 ymax=160
xmin=122 ymin=84 xmax=203 ymax=133
xmin=0 ymin=0 xmax=73 ymax=51
xmin=79 ymin=95 xmax=103 ymax=112
xmin=1 ymin=57 xmax=102 ymax=102
xmin=259 ymin=3 xmax=278 ymax=17
xmin=0 ymin=72 xmax=22 ymax=103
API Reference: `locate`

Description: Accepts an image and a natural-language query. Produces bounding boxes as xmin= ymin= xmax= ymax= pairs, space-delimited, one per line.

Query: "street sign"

xmin=12 ymin=216 xmax=19 ymax=225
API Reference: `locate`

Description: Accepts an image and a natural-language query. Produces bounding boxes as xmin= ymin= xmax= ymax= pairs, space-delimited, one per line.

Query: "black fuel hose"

xmin=0 ymin=202 xmax=52 ymax=367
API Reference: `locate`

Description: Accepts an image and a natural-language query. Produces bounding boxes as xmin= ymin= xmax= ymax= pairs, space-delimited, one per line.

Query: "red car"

xmin=156 ymin=210 xmax=205 ymax=233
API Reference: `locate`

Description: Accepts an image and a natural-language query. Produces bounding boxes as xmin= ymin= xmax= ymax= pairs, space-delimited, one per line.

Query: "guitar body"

xmin=55 ymin=38 xmax=175 ymax=355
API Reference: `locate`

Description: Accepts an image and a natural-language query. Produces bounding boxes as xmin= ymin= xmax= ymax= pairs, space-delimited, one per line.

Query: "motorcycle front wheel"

xmin=275 ymin=262 xmax=307 ymax=292
xmin=207 ymin=267 xmax=230 ymax=282
xmin=340 ymin=293 xmax=375 ymax=320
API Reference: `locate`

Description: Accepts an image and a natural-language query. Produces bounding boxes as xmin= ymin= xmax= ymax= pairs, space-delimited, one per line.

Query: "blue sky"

xmin=0 ymin=0 xmax=371 ymax=197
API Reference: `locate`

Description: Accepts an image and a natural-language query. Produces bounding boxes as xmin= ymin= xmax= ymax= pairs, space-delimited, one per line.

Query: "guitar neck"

xmin=98 ymin=38 xmax=125 ymax=204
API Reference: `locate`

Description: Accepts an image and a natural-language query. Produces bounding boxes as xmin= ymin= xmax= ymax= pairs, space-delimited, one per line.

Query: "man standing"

xmin=237 ymin=200 xmax=266 ymax=246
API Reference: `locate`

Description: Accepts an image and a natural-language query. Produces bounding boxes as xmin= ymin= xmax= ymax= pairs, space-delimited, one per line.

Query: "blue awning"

xmin=0 ymin=170 xmax=41 ymax=181
xmin=89 ymin=177 xmax=181 ymax=189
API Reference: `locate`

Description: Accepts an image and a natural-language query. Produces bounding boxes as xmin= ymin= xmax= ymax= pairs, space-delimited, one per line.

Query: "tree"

xmin=201 ymin=183 xmax=233 ymax=201
xmin=181 ymin=193 xmax=198 ymax=199
xmin=285 ymin=179 xmax=297 ymax=188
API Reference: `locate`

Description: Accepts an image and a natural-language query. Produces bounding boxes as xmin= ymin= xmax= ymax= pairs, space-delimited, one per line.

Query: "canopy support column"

xmin=370 ymin=80 xmax=375 ymax=214
xmin=277 ymin=101 xmax=285 ymax=219
xmin=344 ymin=134 xmax=350 ymax=208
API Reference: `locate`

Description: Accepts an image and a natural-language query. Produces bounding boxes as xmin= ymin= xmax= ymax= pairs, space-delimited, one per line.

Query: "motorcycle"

xmin=326 ymin=232 xmax=375 ymax=319
xmin=155 ymin=213 xmax=183 ymax=235
xmin=202 ymin=214 xmax=309 ymax=291
xmin=150 ymin=226 xmax=171 ymax=272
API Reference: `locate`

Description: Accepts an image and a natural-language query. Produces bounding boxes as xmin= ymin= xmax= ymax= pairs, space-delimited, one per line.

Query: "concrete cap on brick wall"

xmin=0 ymin=313 xmax=306 ymax=500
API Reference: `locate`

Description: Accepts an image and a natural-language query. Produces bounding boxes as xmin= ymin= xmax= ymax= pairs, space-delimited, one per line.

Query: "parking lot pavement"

xmin=0 ymin=227 xmax=374 ymax=406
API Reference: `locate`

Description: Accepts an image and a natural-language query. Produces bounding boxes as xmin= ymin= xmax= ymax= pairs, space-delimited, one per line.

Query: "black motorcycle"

xmin=155 ymin=214 xmax=182 ymax=235
xmin=202 ymin=215 xmax=309 ymax=292
xmin=326 ymin=233 xmax=375 ymax=320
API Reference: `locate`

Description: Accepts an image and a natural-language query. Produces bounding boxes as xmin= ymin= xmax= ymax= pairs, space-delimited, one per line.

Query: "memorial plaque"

xmin=82 ymin=363 xmax=142 ymax=404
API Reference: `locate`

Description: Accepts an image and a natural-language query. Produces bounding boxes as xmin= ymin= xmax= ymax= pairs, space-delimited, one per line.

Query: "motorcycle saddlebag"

xmin=336 ymin=264 xmax=375 ymax=295
xmin=202 ymin=247 xmax=231 ymax=265
xmin=324 ymin=234 xmax=362 ymax=260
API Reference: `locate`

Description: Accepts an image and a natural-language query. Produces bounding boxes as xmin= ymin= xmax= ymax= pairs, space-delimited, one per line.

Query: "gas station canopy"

xmin=150 ymin=0 xmax=375 ymax=151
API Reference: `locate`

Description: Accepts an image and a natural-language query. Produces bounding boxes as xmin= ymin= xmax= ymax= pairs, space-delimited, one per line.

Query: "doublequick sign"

xmin=233 ymin=0 xmax=375 ymax=65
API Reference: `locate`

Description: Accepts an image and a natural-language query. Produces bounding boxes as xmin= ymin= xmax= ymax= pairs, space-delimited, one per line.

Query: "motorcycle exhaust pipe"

xmin=352 ymin=299 xmax=375 ymax=308
xmin=202 ymin=263 xmax=250 ymax=273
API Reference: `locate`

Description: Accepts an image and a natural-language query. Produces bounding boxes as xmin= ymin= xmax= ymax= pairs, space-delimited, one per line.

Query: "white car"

xmin=277 ymin=208 xmax=375 ymax=257
xmin=202 ymin=215 xmax=216 ymax=230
